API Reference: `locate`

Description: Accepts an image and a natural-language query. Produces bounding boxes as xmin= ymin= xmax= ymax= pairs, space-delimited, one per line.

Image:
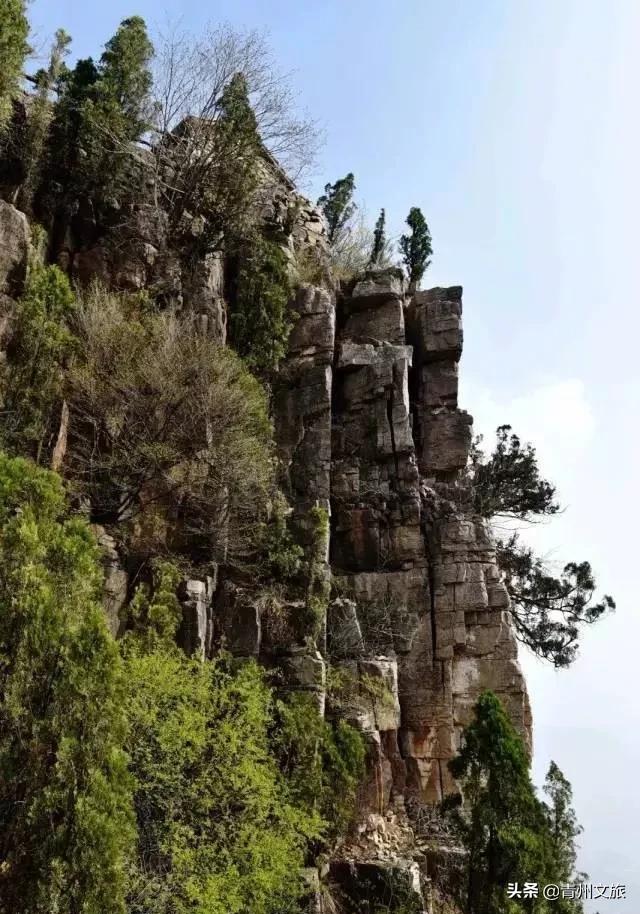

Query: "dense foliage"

xmin=229 ymin=233 xmax=294 ymax=375
xmin=470 ymin=426 xmax=614 ymax=666
xmin=0 ymin=453 xmax=135 ymax=914
xmin=448 ymin=691 xmax=584 ymax=914
xmin=0 ymin=0 xmax=29 ymax=128
xmin=121 ymin=565 xmax=324 ymax=914
xmin=317 ymin=172 xmax=356 ymax=245
xmin=39 ymin=16 xmax=154 ymax=216
xmin=1 ymin=260 xmax=77 ymax=461
xmin=399 ymin=206 xmax=432 ymax=288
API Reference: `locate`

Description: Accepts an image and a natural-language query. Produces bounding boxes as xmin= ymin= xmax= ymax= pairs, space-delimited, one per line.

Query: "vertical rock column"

xmin=399 ymin=286 xmax=531 ymax=803
xmin=330 ymin=272 xmax=425 ymax=813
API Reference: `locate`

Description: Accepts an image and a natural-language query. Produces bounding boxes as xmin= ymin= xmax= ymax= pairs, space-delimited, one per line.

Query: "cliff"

xmin=0 ymin=170 xmax=531 ymax=911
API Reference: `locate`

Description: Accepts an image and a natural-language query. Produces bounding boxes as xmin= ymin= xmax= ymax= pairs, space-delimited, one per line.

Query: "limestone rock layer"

xmin=277 ymin=272 xmax=531 ymax=813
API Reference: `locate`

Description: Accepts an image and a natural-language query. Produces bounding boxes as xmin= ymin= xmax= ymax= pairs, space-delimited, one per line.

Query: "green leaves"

xmin=317 ymin=173 xmax=356 ymax=246
xmin=448 ymin=692 xmax=585 ymax=914
xmin=470 ymin=425 xmax=559 ymax=520
xmin=122 ymin=635 xmax=321 ymax=914
xmin=399 ymin=206 xmax=432 ymax=288
xmin=0 ymin=0 xmax=29 ymax=129
xmin=0 ymin=452 xmax=135 ymax=914
xmin=230 ymin=233 xmax=294 ymax=376
xmin=497 ymin=534 xmax=615 ymax=667
xmin=1 ymin=262 xmax=77 ymax=461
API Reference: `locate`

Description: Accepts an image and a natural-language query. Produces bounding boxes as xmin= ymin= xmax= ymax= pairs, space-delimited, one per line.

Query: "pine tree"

xmin=0 ymin=453 xmax=135 ymax=914
xmin=399 ymin=206 xmax=432 ymax=289
xmin=447 ymin=691 xmax=547 ymax=914
xmin=469 ymin=425 xmax=614 ymax=667
xmin=368 ymin=207 xmax=387 ymax=266
xmin=317 ymin=172 xmax=356 ymax=245
xmin=0 ymin=0 xmax=29 ymax=128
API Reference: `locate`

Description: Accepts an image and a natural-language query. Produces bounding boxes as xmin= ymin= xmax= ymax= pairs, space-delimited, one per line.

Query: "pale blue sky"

xmin=28 ymin=1 xmax=640 ymax=908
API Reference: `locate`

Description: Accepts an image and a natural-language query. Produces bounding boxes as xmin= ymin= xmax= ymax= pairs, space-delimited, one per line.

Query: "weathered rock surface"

xmin=0 ymin=200 xmax=29 ymax=299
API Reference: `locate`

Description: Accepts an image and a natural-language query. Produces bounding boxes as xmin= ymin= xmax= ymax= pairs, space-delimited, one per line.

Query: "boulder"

xmin=0 ymin=201 xmax=29 ymax=298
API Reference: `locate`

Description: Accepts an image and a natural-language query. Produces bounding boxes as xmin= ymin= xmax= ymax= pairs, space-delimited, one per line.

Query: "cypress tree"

xmin=368 ymin=207 xmax=387 ymax=266
xmin=399 ymin=205 xmax=432 ymax=289
xmin=0 ymin=453 xmax=134 ymax=913
xmin=317 ymin=172 xmax=356 ymax=245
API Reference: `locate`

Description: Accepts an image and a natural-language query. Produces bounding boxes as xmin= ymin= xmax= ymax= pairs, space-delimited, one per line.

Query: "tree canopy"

xmin=0 ymin=0 xmax=30 ymax=128
xmin=399 ymin=206 xmax=432 ymax=288
xmin=470 ymin=426 xmax=614 ymax=667
xmin=0 ymin=452 xmax=134 ymax=914
xmin=447 ymin=691 xmax=584 ymax=914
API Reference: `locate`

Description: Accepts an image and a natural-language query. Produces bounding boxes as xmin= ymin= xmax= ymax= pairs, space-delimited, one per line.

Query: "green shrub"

xmin=121 ymin=611 xmax=321 ymax=914
xmin=0 ymin=452 xmax=135 ymax=914
xmin=1 ymin=263 xmax=77 ymax=461
xmin=230 ymin=233 xmax=293 ymax=376
xmin=0 ymin=0 xmax=29 ymax=129
xmin=273 ymin=691 xmax=366 ymax=843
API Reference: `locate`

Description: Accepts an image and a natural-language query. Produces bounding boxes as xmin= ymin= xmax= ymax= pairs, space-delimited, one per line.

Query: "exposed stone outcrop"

xmin=268 ymin=267 xmax=531 ymax=911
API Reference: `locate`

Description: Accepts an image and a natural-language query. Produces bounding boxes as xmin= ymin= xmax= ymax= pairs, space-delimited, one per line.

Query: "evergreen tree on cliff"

xmin=39 ymin=16 xmax=154 ymax=216
xmin=448 ymin=691 xmax=541 ymax=914
xmin=0 ymin=0 xmax=29 ymax=129
xmin=317 ymin=172 xmax=356 ymax=245
xmin=399 ymin=205 xmax=432 ymax=289
xmin=448 ymin=692 xmax=585 ymax=914
xmin=469 ymin=426 xmax=614 ymax=667
xmin=368 ymin=207 xmax=387 ymax=266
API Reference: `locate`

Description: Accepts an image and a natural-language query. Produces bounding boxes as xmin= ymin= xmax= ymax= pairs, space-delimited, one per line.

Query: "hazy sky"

xmin=27 ymin=1 xmax=640 ymax=908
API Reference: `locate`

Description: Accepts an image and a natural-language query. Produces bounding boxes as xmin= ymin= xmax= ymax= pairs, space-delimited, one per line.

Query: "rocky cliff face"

xmin=0 ymin=178 xmax=530 ymax=911
xmin=271 ymin=268 xmax=531 ymax=911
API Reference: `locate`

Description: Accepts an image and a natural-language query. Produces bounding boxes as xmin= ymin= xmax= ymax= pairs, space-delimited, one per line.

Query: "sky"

xmin=27 ymin=0 xmax=640 ymax=908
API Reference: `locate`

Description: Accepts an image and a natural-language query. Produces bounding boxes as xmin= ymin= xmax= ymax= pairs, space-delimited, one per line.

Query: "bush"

xmin=66 ymin=286 xmax=275 ymax=566
xmin=0 ymin=452 xmax=134 ymax=914
xmin=1 ymin=262 xmax=77 ymax=461
xmin=272 ymin=690 xmax=366 ymax=843
xmin=0 ymin=0 xmax=29 ymax=129
xmin=121 ymin=584 xmax=322 ymax=914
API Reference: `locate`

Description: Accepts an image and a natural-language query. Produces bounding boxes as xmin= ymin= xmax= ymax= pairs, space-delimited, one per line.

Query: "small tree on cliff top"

xmin=317 ymin=172 xmax=356 ymax=245
xmin=399 ymin=205 xmax=432 ymax=289
xmin=368 ymin=207 xmax=387 ymax=266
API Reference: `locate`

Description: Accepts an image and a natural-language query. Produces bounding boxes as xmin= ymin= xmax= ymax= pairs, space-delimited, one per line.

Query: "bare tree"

xmin=152 ymin=22 xmax=319 ymax=178
xmin=144 ymin=22 xmax=321 ymax=253
xmin=65 ymin=284 xmax=276 ymax=567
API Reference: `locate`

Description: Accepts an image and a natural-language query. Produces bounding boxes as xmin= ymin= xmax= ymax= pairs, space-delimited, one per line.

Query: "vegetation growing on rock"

xmin=447 ymin=691 xmax=585 ymax=914
xmin=469 ymin=425 xmax=614 ymax=666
